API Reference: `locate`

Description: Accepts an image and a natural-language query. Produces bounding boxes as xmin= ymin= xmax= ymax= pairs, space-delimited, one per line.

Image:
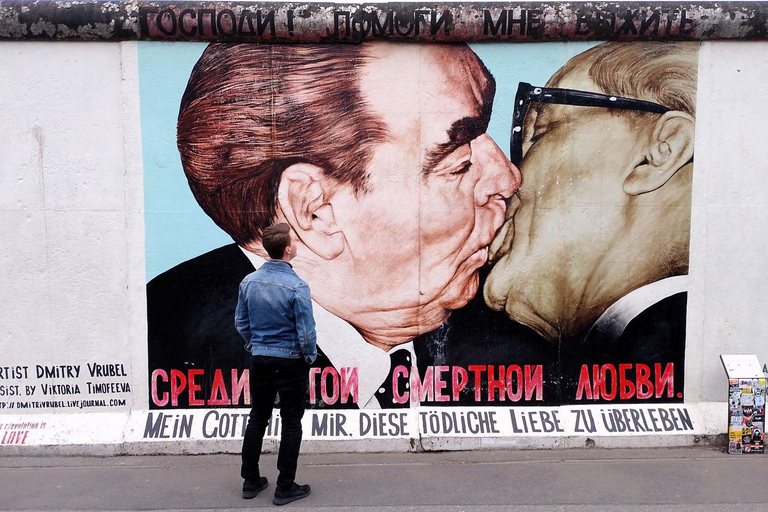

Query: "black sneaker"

xmin=272 ymin=483 xmax=311 ymax=505
xmin=242 ymin=476 xmax=268 ymax=499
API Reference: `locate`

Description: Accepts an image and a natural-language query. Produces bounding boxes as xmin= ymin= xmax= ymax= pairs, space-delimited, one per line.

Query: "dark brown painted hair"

xmin=177 ymin=43 xmax=387 ymax=246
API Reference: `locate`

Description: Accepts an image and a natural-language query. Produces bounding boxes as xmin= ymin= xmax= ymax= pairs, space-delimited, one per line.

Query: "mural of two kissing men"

xmin=146 ymin=41 xmax=698 ymax=410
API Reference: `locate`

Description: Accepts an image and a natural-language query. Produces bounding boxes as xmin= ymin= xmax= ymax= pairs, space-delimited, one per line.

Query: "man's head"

xmin=178 ymin=43 xmax=520 ymax=348
xmin=485 ymin=42 xmax=698 ymax=341
xmin=262 ymin=223 xmax=296 ymax=261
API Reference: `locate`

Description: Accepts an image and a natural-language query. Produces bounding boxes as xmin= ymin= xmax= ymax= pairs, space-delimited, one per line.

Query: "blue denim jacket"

xmin=235 ymin=260 xmax=317 ymax=363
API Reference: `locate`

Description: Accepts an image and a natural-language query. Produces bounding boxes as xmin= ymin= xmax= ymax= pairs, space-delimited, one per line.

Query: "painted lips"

xmin=489 ymin=194 xmax=521 ymax=262
xmin=468 ymin=246 xmax=489 ymax=267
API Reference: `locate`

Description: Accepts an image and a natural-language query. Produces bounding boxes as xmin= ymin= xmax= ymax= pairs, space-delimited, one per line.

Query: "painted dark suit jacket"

xmin=146 ymin=244 xmax=350 ymax=409
xmin=559 ymin=290 xmax=687 ymax=404
xmin=432 ymin=272 xmax=687 ymax=406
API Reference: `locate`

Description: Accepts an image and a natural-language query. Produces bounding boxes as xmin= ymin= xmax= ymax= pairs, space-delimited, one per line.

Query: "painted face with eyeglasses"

xmin=484 ymin=55 xmax=694 ymax=341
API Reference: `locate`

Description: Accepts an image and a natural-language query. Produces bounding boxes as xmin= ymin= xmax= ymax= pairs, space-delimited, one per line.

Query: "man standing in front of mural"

xmin=236 ymin=223 xmax=316 ymax=505
xmin=482 ymin=42 xmax=698 ymax=401
xmin=147 ymin=42 xmax=520 ymax=409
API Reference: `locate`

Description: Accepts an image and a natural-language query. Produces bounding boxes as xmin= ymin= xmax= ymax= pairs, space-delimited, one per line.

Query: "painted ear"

xmin=623 ymin=111 xmax=695 ymax=196
xmin=277 ymin=163 xmax=344 ymax=260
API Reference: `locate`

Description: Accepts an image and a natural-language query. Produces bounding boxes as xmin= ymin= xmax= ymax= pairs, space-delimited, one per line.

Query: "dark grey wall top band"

xmin=1 ymin=1 xmax=767 ymax=42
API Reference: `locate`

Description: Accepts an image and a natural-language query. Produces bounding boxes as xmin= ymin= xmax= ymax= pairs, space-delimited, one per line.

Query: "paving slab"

xmin=1 ymin=446 xmax=766 ymax=511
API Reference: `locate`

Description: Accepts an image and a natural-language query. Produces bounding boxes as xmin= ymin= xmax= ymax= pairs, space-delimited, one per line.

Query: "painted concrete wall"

xmin=0 ymin=39 xmax=766 ymax=454
xmin=0 ymin=41 xmax=147 ymax=450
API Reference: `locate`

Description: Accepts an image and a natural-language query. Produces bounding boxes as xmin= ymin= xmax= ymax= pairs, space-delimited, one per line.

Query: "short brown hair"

xmin=261 ymin=223 xmax=292 ymax=260
xmin=177 ymin=43 xmax=387 ymax=247
xmin=549 ymin=42 xmax=698 ymax=117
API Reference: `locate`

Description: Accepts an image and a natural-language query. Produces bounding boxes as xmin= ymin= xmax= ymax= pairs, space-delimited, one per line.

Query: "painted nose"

xmin=472 ymin=134 xmax=521 ymax=206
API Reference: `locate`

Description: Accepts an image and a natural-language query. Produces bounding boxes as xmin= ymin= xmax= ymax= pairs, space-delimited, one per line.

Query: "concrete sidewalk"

xmin=1 ymin=446 xmax=766 ymax=511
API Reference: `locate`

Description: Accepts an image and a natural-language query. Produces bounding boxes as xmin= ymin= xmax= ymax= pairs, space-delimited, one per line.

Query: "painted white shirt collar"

xmin=586 ymin=275 xmax=689 ymax=343
xmin=240 ymin=248 xmax=415 ymax=409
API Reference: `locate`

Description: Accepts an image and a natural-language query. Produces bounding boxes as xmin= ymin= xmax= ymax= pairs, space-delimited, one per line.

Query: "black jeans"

xmin=241 ymin=356 xmax=308 ymax=491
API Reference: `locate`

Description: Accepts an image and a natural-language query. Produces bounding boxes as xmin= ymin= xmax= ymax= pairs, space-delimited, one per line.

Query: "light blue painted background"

xmin=139 ymin=41 xmax=599 ymax=281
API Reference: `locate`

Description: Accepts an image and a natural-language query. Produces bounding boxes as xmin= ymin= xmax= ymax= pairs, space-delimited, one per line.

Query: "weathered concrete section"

xmin=0 ymin=0 xmax=140 ymax=39
xmin=0 ymin=433 xmax=728 ymax=456
xmin=2 ymin=1 xmax=768 ymax=42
